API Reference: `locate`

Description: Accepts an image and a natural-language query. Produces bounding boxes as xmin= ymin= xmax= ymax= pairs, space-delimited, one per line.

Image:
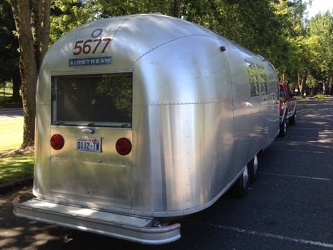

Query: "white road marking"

xmin=268 ymin=148 xmax=325 ymax=154
xmin=259 ymin=172 xmax=330 ymax=181
xmin=208 ymin=223 xmax=333 ymax=248
xmin=185 ymin=219 xmax=333 ymax=248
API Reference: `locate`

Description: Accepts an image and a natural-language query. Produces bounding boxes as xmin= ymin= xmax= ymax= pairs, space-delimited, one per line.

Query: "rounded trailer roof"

xmin=43 ymin=14 xmax=222 ymax=72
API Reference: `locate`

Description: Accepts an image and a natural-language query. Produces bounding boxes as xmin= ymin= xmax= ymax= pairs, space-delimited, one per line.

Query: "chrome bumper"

xmin=13 ymin=197 xmax=181 ymax=245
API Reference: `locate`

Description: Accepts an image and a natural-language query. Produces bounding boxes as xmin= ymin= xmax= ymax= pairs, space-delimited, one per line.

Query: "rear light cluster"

xmin=115 ymin=138 xmax=132 ymax=155
xmin=50 ymin=134 xmax=132 ymax=155
xmin=50 ymin=134 xmax=65 ymax=150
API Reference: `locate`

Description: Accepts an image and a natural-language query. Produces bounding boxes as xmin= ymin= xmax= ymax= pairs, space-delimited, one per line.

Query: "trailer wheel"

xmin=232 ymin=166 xmax=250 ymax=197
xmin=248 ymin=155 xmax=258 ymax=183
xmin=279 ymin=119 xmax=287 ymax=137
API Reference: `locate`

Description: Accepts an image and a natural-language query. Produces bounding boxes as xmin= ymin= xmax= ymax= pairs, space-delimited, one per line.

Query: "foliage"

xmin=0 ymin=0 xmax=20 ymax=95
xmin=0 ymin=85 xmax=13 ymax=102
xmin=87 ymin=0 xmax=332 ymax=94
xmin=314 ymin=94 xmax=325 ymax=99
xmin=4 ymin=0 xmax=333 ymax=150
xmin=201 ymin=0 xmax=282 ymax=56
xmin=306 ymin=12 xmax=333 ymax=87
xmin=50 ymin=0 xmax=100 ymax=44
xmin=94 ymin=0 xmax=179 ymax=17
xmin=0 ymin=0 xmax=19 ymax=80
xmin=273 ymin=1 xmax=308 ymax=91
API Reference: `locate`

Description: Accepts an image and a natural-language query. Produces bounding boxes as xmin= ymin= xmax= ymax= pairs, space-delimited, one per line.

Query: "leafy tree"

xmin=0 ymin=0 xmax=20 ymax=101
xmin=50 ymin=0 xmax=100 ymax=44
xmin=94 ymin=0 xmax=181 ymax=17
xmin=7 ymin=0 xmax=332 ymax=149
xmin=182 ymin=0 xmax=291 ymax=75
xmin=272 ymin=0 xmax=309 ymax=95
xmin=306 ymin=12 xmax=333 ymax=94
xmin=274 ymin=0 xmax=333 ymax=96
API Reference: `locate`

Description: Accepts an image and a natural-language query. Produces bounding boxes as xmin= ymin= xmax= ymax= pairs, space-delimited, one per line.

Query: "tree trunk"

xmin=297 ymin=73 xmax=302 ymax=95
xmin=300 ymin=70 xmax=308 ymax=97
xmin=10 ymin=0 xmax=50 ymax=148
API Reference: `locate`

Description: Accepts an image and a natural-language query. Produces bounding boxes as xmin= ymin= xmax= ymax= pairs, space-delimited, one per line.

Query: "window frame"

xmin=51 ymin=72 xmax=133 ymax=127
xmin=245 ymin=60 xmax=260 ymax=97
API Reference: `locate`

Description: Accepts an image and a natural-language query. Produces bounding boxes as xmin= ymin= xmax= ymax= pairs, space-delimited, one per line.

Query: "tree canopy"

xmin=2 ymin=0 xmax=333 ymax=148
xmin=0 ymin=0 xmax=20 ymax=100
xmin=48 ymin=0 xmax=333 ymax=95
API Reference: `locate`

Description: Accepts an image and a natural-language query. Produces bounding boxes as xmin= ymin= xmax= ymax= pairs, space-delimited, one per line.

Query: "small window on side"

xmin=245 ymin=61 xmax=259 ymax=97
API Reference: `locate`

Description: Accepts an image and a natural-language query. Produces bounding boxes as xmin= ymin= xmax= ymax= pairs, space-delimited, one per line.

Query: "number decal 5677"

xmin=73 ymin=38 xmax=112 ymax=55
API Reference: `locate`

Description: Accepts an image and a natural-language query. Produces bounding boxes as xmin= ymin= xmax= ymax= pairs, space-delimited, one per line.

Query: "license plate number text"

xmin=77 ymin=137 xmax=101 ymax=153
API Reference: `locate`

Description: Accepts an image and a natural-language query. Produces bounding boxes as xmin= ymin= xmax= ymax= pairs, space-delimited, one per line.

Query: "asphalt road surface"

xmin=0 ymin=98 xmax=332 ymax=250
xmin=0 ymin=108 xmax=23 ymax=119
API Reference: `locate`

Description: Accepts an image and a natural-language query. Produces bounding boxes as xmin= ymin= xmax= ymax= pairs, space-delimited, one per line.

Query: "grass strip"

xmin=0 ymin=154 xmax=34 ymax=185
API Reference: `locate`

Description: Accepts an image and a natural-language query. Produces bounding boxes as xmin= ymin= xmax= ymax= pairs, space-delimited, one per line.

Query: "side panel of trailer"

xmin=130 ymin=36 xmax=235 ymax=213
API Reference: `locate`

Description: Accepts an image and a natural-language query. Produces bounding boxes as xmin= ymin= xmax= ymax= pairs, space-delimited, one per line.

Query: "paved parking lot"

xmin=0 ymin=99 xmax=332 ymax=249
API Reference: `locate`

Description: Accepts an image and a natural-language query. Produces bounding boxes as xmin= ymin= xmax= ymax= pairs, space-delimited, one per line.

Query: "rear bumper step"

xmin=13 ymin=197 xmax=181 ymax=245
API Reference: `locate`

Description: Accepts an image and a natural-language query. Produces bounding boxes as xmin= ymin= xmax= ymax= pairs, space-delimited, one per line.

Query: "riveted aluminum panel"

xmin=25 ymin=13 xmax=279 ymax=244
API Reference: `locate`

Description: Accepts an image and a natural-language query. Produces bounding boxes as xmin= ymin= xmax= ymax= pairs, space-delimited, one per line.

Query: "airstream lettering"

xmin=69 ymin=56 xmax=112 ymax=66
xmin=13 ymin=14 xmax=280 ymax=244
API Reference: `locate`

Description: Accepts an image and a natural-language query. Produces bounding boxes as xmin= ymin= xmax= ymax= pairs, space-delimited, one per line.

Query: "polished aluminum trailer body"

xmin=14 ymin=14 xmax=279 ymax=244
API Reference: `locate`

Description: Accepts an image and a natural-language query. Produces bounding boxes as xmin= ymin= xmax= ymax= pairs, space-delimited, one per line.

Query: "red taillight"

xmin=115 ymin=138 xmax=132 ymax=155
xmin=50 ymin=134 xmax=65 ymax=150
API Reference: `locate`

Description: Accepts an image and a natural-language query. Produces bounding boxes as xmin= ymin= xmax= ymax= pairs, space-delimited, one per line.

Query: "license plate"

xmin=77 ymin=137 xmax=101 ymax=153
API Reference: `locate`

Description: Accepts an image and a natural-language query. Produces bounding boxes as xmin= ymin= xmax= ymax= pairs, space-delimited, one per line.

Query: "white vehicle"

xmin=13 ymin=14 xmax=279 ymax=244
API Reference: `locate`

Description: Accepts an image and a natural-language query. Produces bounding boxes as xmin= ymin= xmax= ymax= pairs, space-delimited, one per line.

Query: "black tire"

xmin=232 ymin=166 xmax=250 ymax=197
xmin=248 ymin=155 xmax=259 ymax=183
xmin=279 ymin=119 xmax=287 ymax=137
xmin=289 ymin=113 xmax=296 ymax=125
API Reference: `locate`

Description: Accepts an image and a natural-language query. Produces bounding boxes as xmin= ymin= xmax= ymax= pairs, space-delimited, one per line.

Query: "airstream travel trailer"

xmin=13 ymin=14 xmax=280 ymax=244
